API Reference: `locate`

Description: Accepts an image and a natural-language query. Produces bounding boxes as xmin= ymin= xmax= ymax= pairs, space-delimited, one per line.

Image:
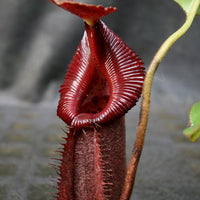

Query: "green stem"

xmin=120 ymin=1 xmax=200 ymax=200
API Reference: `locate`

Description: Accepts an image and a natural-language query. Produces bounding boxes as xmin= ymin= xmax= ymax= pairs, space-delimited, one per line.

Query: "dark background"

xmin=0 ymin=0 xmax=200 ymax=199
xmin=0 ymin=0 xmax=199 ymax=104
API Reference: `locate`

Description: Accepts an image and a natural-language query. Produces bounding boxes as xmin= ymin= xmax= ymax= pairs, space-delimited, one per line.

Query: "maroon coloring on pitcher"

xmin=49 ymin=1 xmax=145 ymax=199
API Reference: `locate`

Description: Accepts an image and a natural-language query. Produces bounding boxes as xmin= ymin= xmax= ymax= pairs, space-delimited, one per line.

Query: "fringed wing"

xmin=56 ymin=132 xmax=75 ymax=200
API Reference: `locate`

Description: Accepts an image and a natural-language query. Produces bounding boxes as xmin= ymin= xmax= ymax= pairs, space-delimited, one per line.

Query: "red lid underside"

xmin=49 ymin=0 xmax=116 ymax=23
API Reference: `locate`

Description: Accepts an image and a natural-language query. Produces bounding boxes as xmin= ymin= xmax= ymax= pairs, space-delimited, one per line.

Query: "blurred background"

xmin=0 ymin=0 xmax=200 ymax=199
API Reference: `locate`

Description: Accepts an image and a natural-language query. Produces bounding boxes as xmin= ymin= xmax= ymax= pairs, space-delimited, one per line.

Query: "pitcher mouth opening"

xmin=78 ymin=68 xmax=110 ymax=114
xmin=71 ymin=67 xmax=111 ymax=129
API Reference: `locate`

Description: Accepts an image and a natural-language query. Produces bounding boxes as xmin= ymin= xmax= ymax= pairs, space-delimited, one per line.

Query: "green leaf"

xmin=189 ymin=101 xmax=200 ymax=126
xmin=184 ymin=125 xmax=200 ymax=142
xmin=184 ymin=101 xmax=200 ymax=142
xmin=197 ymin=4 xmax=200 ymax=14
xmin=174 ymin=0 xmax=200 ymax=16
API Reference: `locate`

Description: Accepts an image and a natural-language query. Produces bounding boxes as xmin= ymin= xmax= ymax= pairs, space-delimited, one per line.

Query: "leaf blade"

xmin=197 ymin=4 xmax=200 ymax=15
xmin=174 ymin=0 xmax=200 ymax=16
xmin=183 ymin=101 xmax=200 ymax=142
xmin=189 ymin=101 xmax=200 ymax=126
xmin=184 ymin=125 xmax=200 ymax=142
